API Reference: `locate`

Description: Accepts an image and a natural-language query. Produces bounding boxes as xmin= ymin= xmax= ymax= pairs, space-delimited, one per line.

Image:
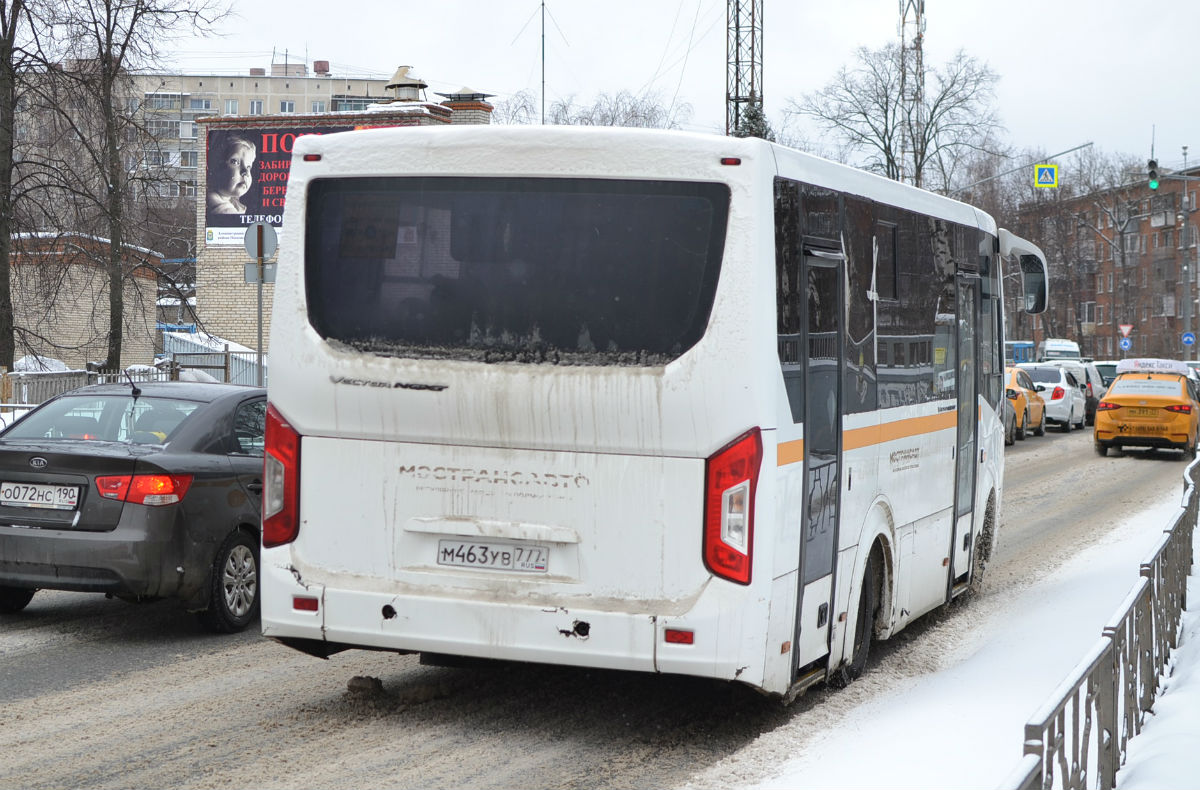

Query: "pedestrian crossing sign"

xmin=1034 ymin=164 xmax=1058 ymax=188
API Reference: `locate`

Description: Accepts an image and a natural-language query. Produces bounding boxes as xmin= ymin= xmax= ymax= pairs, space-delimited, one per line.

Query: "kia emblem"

xmin=29 ymin=456 xmax=47 ymax=469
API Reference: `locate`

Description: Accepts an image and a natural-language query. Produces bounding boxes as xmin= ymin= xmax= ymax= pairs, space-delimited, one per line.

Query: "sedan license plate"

xmin=1129 ymin=408 xmax=1158 ymax=417
xmin=437 ymin=540 xmax=548 ymax=573
xmin=0 ymin=482 xmax=79 ymax=510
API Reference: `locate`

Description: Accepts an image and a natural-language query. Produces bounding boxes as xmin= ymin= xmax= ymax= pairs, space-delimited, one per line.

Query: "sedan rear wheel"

xmin=1095 ymin=442 xmax=1109 ymax=457
xmin=198 ymin=530 xmax=259 ymax=634
xmin=1015 ymin=409 xmax=1028 ymax=441
xmin=1034 ymin=410 xmax=1047 ymax=436
xmin=0 ymin=586 xmax=35 ymax=614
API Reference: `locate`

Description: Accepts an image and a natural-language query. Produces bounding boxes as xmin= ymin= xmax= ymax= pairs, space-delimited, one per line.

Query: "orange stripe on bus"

xmin=777 ymin=439 xmax=804 ymax=466
xmin=846 ymin=410 xmax=957 ymax=450
xmin=776 ymin=410 xmax=958 ymax=466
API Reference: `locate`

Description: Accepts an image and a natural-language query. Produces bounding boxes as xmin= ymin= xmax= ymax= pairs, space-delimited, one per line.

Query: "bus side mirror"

xmin=1019 ymin=254 xmax=1048 ymax=315
xmin=999 ymin=229 xmax=1049 ymax=315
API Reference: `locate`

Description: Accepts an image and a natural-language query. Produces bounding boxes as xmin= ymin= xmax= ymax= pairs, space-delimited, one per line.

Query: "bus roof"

xmin=290 ymin=125 xmax=997 ymax=236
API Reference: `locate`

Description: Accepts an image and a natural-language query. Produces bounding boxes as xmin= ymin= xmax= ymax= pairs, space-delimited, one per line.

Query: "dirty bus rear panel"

xmin=260 ymin=126 xmax=786 ymax=692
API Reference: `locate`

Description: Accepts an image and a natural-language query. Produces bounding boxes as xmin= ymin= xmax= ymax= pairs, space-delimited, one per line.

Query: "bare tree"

xmin=788 ymin=43 xmax=1003 ymax=192
xmin=0 ymin=0 xmax=40 ymax=370
xmin=548 ymin=90 xmax=691 ymax=129
xmin=490 ymin=89 xmax=538 ymax=125
xmin=26 ymin=0 xmax=223 ymax=370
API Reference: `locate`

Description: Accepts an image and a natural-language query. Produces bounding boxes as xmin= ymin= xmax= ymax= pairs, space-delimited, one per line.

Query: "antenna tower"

xmin=726 ymin=0 xmax=762 ymax=135
xmin=898 ymin=0 xmax=926 ymax=185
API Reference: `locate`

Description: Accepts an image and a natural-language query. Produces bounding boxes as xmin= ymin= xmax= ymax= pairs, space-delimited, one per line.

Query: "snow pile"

xmin=12 ymin=354 xmax=71 ymax=372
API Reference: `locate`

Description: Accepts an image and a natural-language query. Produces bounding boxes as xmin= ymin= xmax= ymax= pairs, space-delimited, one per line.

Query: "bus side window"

xmin=774 ymin=177 xmax=805 ymax=423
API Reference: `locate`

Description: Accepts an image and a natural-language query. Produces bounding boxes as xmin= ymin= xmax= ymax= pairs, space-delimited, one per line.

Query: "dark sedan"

xmin=0 ymin=381 xmax=266 ymax=632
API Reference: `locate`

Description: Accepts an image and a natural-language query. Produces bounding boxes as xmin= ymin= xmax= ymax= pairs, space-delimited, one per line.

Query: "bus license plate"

xmin=0 ymin=482 xmax=79 ymax=510
xmin=436 ymin=540 xmax=548 ymax=573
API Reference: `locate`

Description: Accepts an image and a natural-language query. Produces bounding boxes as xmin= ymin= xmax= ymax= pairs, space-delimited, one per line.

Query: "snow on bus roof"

xmin=1115 ymin=358 xmax=1191 ymax=376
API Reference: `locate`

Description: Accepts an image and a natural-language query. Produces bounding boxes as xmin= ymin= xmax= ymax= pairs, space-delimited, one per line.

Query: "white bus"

xmin=260 ymin=126 xmax=1048 ymax=699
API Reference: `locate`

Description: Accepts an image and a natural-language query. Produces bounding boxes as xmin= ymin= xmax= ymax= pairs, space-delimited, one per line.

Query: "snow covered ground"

xmin=685 ymin=494 xmax=1199 ymax=790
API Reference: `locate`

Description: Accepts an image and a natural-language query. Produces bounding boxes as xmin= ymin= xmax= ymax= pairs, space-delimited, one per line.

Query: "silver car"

xmin=1017 ymin=363 xmax=1087 ymax=432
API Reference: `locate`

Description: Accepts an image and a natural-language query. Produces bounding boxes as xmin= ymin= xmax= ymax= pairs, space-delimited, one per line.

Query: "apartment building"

xmin=1009 ymin=165 xmax=1200 ymax=361
xmin=131 ymin=59 xmax=396 ymax=203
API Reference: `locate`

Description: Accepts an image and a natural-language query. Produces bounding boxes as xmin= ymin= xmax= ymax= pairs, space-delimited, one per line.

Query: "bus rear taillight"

xmin=263 ymin=403 xmax=301 ymax=548
xmin=703 ymin=428 xmax=762 ymax=585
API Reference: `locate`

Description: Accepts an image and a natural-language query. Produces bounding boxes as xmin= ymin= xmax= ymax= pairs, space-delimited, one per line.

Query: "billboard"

xmin=204 ymin=125 xmax=355 ymax=246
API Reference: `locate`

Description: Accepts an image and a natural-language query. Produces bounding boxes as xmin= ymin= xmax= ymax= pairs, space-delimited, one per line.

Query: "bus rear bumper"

xmin=260 ymin=554 xmax=767 ymax=687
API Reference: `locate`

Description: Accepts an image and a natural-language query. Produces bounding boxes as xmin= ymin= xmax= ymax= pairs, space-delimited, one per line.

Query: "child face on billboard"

xmin=216 ymin=141 xmax=255 ymax=200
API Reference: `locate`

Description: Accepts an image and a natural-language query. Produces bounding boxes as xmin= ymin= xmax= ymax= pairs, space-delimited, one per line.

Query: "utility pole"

xmin=726 ymin=0 xmax=762 ymax=135
xmin=898 ymin=0 xmax=925 ymax=186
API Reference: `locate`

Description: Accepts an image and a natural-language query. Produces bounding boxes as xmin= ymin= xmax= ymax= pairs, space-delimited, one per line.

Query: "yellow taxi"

xmin=1005 ymin=366 xmax=1047 ymax=439
xmin=1094 ymin=358 xmax=1200 ymax=457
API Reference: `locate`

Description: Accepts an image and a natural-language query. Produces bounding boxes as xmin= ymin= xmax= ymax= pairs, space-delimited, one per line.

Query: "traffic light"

xmin=1148 ymin=159 xmax=1160 ymax=190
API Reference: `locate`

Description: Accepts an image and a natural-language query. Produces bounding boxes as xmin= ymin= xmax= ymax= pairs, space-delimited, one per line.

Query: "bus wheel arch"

xmin=831 ymin=538 xmax=886 ymax=688
xmin=967 ymin=491 xmax=997 ymax=597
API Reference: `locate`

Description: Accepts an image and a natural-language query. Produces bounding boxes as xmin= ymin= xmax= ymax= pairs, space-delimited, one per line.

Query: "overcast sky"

xmin=169 ymin=0 xmax=1199 ymax=171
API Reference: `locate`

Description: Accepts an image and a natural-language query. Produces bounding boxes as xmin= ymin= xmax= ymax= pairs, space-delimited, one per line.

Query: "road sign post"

xmin=243 ymin=223 xmax=278 ymax=387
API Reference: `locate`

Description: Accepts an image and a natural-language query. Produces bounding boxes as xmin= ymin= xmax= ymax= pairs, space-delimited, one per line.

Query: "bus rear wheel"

xmin=832 ymin=549 xmax=880 ymax=687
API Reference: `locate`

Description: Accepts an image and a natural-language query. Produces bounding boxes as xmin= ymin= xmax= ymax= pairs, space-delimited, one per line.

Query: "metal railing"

xmin=1005 ymin=458 xmax=1197 ymax=790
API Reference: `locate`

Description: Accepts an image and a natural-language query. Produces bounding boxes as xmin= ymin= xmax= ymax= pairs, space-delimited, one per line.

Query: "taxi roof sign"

xmin=1115 ymin=358 xmax=1191 ymax=376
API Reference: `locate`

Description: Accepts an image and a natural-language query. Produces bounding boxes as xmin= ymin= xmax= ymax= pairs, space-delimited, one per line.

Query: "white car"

xmin=1017 ymin=363 xmax=1087 ymax=432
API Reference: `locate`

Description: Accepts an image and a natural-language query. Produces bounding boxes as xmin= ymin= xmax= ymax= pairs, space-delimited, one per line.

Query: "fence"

xmin=163 ymin=331 xmax=266 ymax=386
xmin=1004 ymin=458 xmax=1197 ymax=790
xmin=1 ymin=348 xmax=265 ymax=407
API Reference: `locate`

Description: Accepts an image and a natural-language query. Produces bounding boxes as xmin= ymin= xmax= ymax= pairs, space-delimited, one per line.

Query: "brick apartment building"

xmin=1008 ymin=163 xmax=1200 ymax=361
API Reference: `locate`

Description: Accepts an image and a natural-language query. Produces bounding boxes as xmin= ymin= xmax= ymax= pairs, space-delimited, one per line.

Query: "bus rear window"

xmin=304 ymin=177 xmax=730 ymax=365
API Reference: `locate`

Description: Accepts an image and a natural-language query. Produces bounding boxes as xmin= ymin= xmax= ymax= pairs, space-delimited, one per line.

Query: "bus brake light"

xmin=263 ymin=403 xmax=302 ymax=547
xmin=703 ymin=428 xmax=762 ymax=585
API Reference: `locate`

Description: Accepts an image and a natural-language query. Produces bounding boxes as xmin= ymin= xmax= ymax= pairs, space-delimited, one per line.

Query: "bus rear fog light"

xmin=665 ymin=629 xmax=694 ymax=644
xmin=293 ymin=595 xmax=319 ymax=612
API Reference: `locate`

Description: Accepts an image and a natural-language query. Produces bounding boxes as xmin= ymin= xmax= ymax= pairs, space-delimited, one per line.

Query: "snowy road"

xmin=0 ymin=428 xmax=1185 ymax=789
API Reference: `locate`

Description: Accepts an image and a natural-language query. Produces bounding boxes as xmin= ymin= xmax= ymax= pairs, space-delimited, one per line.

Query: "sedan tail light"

xmin=1097 ymin=401 xmax=1121 ymax=411
xmin=703 ymin=428 xmax=761 ymax=585
xmin=95 ymin=474 xmax=192 ymax=505
xmin=1052 ymin=386 xmax=1065 ymax=401
xmin=263 ymin=403 xmax=301 ymax=548
xmin=1166 ymin=404 xmax=1193 ymax=414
